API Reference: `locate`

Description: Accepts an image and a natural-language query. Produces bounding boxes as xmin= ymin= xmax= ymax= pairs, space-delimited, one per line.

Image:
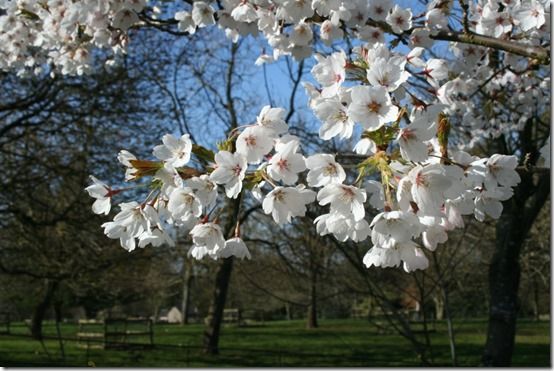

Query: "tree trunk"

xmin=285 ymin=303 xmax=292 ymax=321
xmin=203 ymin=257 xmax=234 ymax=354
xmin=54 ymin=301 xmax=65 ymax=360
xmin=201 ymin=195 xmax=242 ymax=354
xmin=152 ymin=304 xmax=160 ymax=324
xmin=181 ymin=260 xmax=193 ymax=325
xmin=532 ymin=276 xmax=540 ymax=321
xmin=306 ymin=271 xmax=318 ymax=329
xmin=482 ymin=171 xmax=549 ymax=366
xmin=443 ymin=285 xmax=457 ymax=366
xmin=433 ymin=294 xmax=444 ymax=321
xmin=31 ymin=279 xmax=58 ymax=340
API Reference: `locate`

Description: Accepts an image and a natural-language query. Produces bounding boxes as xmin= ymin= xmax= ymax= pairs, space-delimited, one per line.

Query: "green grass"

xmin=0 ymin=318 xmax=549 ymax=367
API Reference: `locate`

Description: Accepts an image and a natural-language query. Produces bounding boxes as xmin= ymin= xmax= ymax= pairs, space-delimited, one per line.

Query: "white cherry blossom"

xmin=305 ymin=154 xmax=346 ymax=187
xmin=320 ymin=20 xmax=344 ymax=44
xmin=513 ymin=0 xmax=546 ymax=31
xmin=348 ymin=85 xmax=399 ymax=131
xmin=311 ymin=52 xmax=346 ymax=98
xmin=386 ymin=5 xmax=412 ymax=34
xmin=317 ymin=183 xmax=367 ymax=221
xmin=167 ymin=187 xmax=203 ymax=224
xmin=262 ymin=186 xmax=316 ymax=225
xmin=256 ymin=106 xmax=288 ymax=135
xmin=478 ymin=3 xmax=512 ymax=37
xmin=354 ymin=137 xmax=377 ymax=155
xmin=85 ymin=176 xmax=113 ymax=215
xmin=219 ymin=237 xmax=252 ymax=259
xmin=231 ymin=2 xmax=258 ymax=23
xmin=422 ymin=225 xmax=448 ymax=251
xmin=368 ymin=0 xmax=393 ymax=21
xmin=407 ymin=164 xmax=452 ymax=216
xmin=370 ymin=210 xmax=422 ymax=249
xmin=366 ymin=57 xmax=409 ymax=92
xmin=267 ymin=140 xmax=307 ymax=185
xmin=363 ymin=241 xmax=429 ymax=272
xmin=210 ymin=151 xmax=248 ymax=198
xmin=186 ymin=175 xmax=218 ymax=210
xmin=236 ymin=126 xmax=274 ymax=163
xmin=315 ymin=212 xmax=370 ymax=242
xmin=314 ymin=97 xmax=355 ymax=140
xmin=153 ymin=134 xmax=193 ymax=168
xmin=474 ymin=188 xmax=510 ymax=222
xmin=192 ymin=1 xmax=216 ymax=27
xmin=175 ymin=11 xmax=196 ymax=34
xmin=397 ymin=114 xmax=437 ymax=162
xmin=190 ymin=222 xmax=226 ymax=254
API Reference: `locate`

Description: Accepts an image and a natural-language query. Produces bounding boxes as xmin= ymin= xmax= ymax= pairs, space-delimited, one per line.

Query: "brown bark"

xmin=202 ymin=195 xmax=242 ymax=354
xmin=482 ymin=171 xmax=550 ymax=366
xmin=532 ymin=277 xmax=540 ymax=321
xmin=285 ymin=302 xmax=292 ymax=321
xmin=181 ymin=259 xmax=193 ymax=325
xmin=203 ymin=257 xmax=234 ymax=354
xmin=433 ymin=294 xmax=444 ymax=321
xmin=306 ymin=271 xmax=318 ymax=329
xmin=31 ymin=279 xmax=58 ymax=340
xmin=54 ymin=301 xmax=65 ymax=360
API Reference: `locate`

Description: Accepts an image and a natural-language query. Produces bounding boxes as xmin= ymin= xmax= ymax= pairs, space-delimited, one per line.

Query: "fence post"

xmin=149 ymin=319 xmax=154 ymax=347
xmin=86 ymin=338 xmax=90 ymax=365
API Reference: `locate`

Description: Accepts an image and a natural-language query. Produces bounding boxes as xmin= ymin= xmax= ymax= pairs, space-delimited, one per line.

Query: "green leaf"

xmin=243 ymin=170 xmax=265 ymax=190
xmin=361 ymin=125 xmax=398 ymax=149
xmin=217 ymin=137 xmax=235 ymax=153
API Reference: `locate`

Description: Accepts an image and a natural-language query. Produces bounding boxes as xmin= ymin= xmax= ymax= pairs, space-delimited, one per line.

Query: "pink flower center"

xmin=232 ymin=164 xmax=242 ymax=176
xmin=415 ymin=172 xmax=428 ymax=187
xmin=340 ymin=186 xmax=356 ymax=201
xmin=273 ymin=189 xmax=285 ymax=201
xmin=323 ymin=163 xmax=337 ymax=176
xmin=244 ymin=135 xmax=257 ymax=147
xmin=277 ymin=158 xmax=289 ymax=170
xmin=400 ymin=128 xmax=416 ymax=141
xmin=368 ymin=101 xmax=382 ymax=113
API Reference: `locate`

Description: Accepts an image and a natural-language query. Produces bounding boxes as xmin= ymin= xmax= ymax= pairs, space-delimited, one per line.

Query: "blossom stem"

xmin=261 ymin=172 xmax=278 ymax=188
xmin=381 ymin=172 xmax=394 ymax=211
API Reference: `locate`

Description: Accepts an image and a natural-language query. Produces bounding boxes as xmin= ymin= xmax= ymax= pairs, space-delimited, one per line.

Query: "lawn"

xmin=0 ymin=318 xmax=549 ymax=367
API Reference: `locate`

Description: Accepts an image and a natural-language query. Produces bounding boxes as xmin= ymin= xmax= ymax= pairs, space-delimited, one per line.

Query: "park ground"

xmin=0 ymin=318 xmax=550 ymax=367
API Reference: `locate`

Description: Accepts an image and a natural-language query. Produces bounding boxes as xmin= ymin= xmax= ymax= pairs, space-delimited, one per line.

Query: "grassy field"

xmin=0 ymin=318 xmax=549 ymax=367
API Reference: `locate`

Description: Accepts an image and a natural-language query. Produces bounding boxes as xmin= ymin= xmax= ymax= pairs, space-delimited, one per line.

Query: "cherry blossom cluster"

xmin=301 ymin=43 xmax=534 ymax=272
xmin=87 ymin=94 xmax=527 ymax=273
xmin=0 ymin=0 xmax=150 ymax=74
xmin=2 ymin=0 xmax=548 ymax=272
xmin=86 ymin=105 xmax=312 ymax=260
xmin=0 ymin=1 xmax=549 ymax=74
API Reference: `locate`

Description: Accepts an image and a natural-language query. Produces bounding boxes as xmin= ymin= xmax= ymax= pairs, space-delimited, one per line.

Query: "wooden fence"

xmin=77 ymin=318 xmax=153 ymax=350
